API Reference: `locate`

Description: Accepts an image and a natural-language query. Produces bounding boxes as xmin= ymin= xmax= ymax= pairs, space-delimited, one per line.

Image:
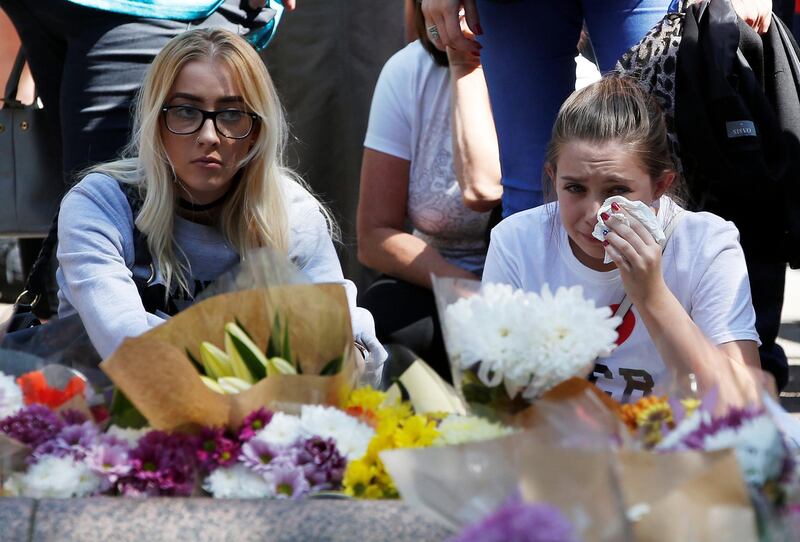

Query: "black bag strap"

xmin=18 ymin=180 xmax=180 ymax=318
xmin=15 ymin=214 xmax=61 ymax=317
xmin=115 ymin=182 xmax=179 ymax=316
xmin=2 ymin=47 xmax=26 ymax=107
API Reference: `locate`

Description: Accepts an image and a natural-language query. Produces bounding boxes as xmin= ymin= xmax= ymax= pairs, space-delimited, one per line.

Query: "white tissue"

xmin=591 ymin=196 xmax=665 ymax=264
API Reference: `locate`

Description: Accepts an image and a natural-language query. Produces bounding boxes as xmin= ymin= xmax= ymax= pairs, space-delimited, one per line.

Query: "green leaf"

xmin=266 ymin=313 xmax=281 ymax=359
xmin=282 ymin=314 xmax=292 ymax=367
xmin=109 ymin=389 xmax=148 ymax=429
xmin=319 ymin=353 xmax=344 ymax=376
xmin=185 ymin=348 xmax=205 ymax=375
xmin=228 ymin=332 xmax=267 ymax=380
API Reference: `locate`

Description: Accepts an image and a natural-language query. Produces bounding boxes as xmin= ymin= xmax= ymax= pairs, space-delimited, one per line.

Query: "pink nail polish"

xmin=611 ymin=202 xmax=620 ymax=211
xmin=603 ymin=240 xmax=609 ymax=247
xmin=601 ymin=212 xmax=610 ymax=221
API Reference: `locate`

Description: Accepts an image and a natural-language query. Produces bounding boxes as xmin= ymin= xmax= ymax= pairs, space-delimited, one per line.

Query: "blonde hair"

xmin=544 ymin=74 xmax=680 ymax=201
xmin=89 ymin=28 xmax=334 ymax=296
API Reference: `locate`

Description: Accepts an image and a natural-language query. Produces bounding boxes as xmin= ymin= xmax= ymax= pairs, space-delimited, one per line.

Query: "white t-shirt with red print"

xmin=482 ymin=196 xmax=760 ymax=402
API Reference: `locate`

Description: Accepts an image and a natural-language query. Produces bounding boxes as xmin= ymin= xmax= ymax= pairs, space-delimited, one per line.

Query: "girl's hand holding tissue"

xmin=599 ymin=199 xmax=669 ymax=306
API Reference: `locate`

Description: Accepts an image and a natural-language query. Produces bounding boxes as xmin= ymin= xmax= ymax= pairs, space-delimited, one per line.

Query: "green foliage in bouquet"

xmin=109 ymin=388 xmax=149 ymax=429
xmin=460 ymin=369 xmax=531 ymax=422
xmin=196 ymin=313 xmax=345 ymax=395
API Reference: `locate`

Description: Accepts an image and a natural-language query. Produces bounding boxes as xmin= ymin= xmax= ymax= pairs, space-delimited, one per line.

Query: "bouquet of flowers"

xmin=620 ymin=383 xmax=800 ymax=541
xmin=1 ymin=363 xmax=515 ymax=501
xmin=102 ymin=283 xmax=359 ymax=432
xmin=433 ymin=277 xmax=620 ymax=419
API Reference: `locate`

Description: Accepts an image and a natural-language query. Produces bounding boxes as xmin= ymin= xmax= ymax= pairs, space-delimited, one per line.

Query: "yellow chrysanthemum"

xmin=376 ymin=402 xmax=413 ymax=424
xmin=343 ymin=458 xmax=377 ymax=497
xmin=393 ymin=415 xmax=440 ymax=448
xmin=619 ymin=395 xmax=670 ymax=431
xmin=364 ymin=484 xmax=389 ymax=499
xmin=680 ymin=397 xmax=701 ymax=417
xmin=345 ymin=387 xmax=387 ymax=413
xmin=366 ymin=432 xmax=395 ymax=461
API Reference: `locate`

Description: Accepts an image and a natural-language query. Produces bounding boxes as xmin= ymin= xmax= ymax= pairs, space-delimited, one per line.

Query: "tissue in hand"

xmin=591 ymin=196 xmax=665 ymax=264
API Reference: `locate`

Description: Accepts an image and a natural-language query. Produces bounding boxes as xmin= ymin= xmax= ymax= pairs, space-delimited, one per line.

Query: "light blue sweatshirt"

xmin=56 ymin=173 xmax=369 ymax=359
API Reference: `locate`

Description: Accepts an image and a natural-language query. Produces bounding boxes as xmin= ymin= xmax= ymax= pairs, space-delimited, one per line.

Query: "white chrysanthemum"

xmin=443 ymin=283 xmax=621 ymax=399
xmin=253 ymin=412 xmax=304 ymax=447
xmin=0 ymin=371 xmax=23 ymax=420
xmin=657 ymin=412 xmax=787 ymax=486
xmin=701 ymin=415 xmax=785 ymax=486
xmin=299 ymin=405 xmax=375 ymax=461
xmin=18 ymin=456 xmax=101 ymax=498
xmin=105 ymin=425 xmax=150 ymax=447
xmin=433 ymin=415 xmax=514 ymax=446
xmin=203 ymin=465 xmax=274 ymax=499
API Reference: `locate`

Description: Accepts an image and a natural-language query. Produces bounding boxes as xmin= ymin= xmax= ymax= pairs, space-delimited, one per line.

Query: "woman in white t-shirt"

xmin=356 ymin=1 xmax=501 ymax=379
xmin=483 ymin=75 xmax=761 ymax=402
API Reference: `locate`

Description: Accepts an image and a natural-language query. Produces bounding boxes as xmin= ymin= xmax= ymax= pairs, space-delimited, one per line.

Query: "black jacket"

xmin=676 ymin=0 xmax=800 ymax=266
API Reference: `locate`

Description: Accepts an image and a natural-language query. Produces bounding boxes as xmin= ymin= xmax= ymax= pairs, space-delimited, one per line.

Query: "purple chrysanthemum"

xmin=60 ymin=409 xmax=89 ymax=426
xmin=677 ymin=407 xmax=762 ymax=450
xmin=86 ymin=442 xmax=132 ymax=492
xmin=118 ymin=431 xmax=198 ymax=497
xmin=196 ymin=427 xmax=240 ymax=471
xmin=270 ymin=466 xmax=310 ymax=500
xmin=238 ymin=408 xmax=274 ymax=442
xmin=449 ymin=501 xmax=579 ymax=542
xmin=239 ymin=438 xmax=295 ymax=474
xmin=0 ymin=404 xmax=64 ymax=448
xmin=29 ymin=421 xmax=99 ymax=464
xmin=295 ymin=436 xmax=346 ymax=491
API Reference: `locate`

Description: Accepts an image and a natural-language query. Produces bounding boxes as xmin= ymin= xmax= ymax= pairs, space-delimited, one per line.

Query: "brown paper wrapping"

xmin=0 ymin=433 xmax=29 ymax=472
xmin=616 ymin=449 xmax=757 ymax=541
xmin=383 ymin=431 xmax=757 ymax=541
xmin=505 ymin=377 xmax=621 ymax=429
xmin=0 ymin=433 xmax=29 ymax=495
xmin=101 ymin=285 xmax=358 ymax=431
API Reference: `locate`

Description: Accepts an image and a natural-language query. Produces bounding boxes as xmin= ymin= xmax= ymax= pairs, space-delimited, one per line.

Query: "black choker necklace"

xmin=177 ymin=193 xmax=228 ymax=212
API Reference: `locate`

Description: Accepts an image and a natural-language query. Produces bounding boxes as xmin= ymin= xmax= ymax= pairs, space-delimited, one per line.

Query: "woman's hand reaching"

xmin=731 ymin=0 xmax=772 ymax=34
xmin=421 ymin=0 xmax=482 ymax=54
xmin=446 ymin=10 xmax=481 ymax=71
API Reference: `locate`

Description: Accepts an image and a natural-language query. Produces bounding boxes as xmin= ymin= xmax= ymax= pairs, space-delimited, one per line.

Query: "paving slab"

xmin=20 ymin=498 xmax=452 ymax=542
xmin=0 ymin=497 xmax=35 ymax=542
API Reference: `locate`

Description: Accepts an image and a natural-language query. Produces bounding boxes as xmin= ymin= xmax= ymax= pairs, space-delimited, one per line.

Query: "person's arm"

xmin=57 ymin=178 xmax=163 ymax=358
xmin=404 ymin=0 xmax=417 ymax=43
xmin=421 ymin=0 xmax=481 ymax=53
xmin=603 ymin=209 xmax=760 ymax=394
xmin=447 ymin=43 xmax=501 ymax=212
xmin=285 ymin=182 xmax=387 ymax=368
xmin=481 ymin=225 xmax=522 ymax=288
xmin=357 ymin=148 xmax=479 ymax=289
xmin=731 ymin=0 xmax=772 ymax=33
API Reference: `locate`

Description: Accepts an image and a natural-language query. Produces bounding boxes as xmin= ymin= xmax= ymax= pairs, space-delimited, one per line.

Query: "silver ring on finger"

xmin=427 ymin=24 xmax=440 ymax=42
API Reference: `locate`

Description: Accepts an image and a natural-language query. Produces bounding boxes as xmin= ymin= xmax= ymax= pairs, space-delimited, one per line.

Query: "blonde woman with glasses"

xmin=54 ymin=28 xmax=386 ymax=375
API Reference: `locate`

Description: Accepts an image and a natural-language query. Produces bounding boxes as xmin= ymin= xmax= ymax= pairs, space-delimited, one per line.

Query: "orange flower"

xmin=16 ymin=371 xmax=86 ymax=410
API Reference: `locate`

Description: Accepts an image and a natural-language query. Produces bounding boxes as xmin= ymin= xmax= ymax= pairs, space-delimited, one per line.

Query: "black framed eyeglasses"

xmin=161 ymin=105 xmax=260 ymax=139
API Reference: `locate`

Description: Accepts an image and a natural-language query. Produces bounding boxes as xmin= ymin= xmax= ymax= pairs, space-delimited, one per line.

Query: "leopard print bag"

xmin=615 ymin=0 xmax=698 ymax=176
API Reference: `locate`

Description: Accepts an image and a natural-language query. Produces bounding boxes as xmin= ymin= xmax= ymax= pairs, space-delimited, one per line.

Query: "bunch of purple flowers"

xmin=449 ymin=496 xmax=580 ymax=542
xmin=1 ymin=404 xmax=349 ymax=500
xmin=202 ymin=408 xmax=348 ymax=499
